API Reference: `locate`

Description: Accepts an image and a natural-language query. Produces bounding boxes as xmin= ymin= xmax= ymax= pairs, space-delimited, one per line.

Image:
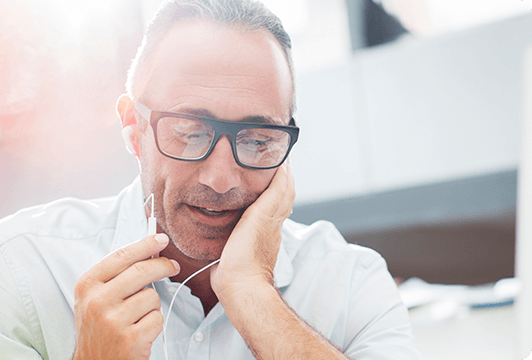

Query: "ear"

xmin=116 ymin=94 xmax=140 ymax=157
xmin=116 ymin=94 xmax=135 ymax=127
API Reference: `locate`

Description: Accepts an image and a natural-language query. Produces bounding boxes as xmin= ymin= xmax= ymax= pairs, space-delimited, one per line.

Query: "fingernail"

xmin=170 ymin=259 xmax=180 ymax=271
xmin=155 ymin=233 xmax=168 ymax=244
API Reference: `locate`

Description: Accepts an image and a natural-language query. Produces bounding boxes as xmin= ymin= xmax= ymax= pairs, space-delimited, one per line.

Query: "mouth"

xmin=185 ymin=203 xmax=245 ymax=224
xmin=192 ymin=206 xmax=231 ymax=216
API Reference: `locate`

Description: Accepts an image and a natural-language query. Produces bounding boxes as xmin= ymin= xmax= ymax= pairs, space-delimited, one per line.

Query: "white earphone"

xmin=121 ymin=126 xmax=136 ymax=155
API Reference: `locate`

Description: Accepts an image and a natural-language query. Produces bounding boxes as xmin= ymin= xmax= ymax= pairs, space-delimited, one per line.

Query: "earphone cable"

xmin=162 ymin=258 xmax=221 ymax=360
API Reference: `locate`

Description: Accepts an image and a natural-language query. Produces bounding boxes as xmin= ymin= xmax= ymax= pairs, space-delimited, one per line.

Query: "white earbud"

xmin=121 ymin=126 xmax=136 ymax=155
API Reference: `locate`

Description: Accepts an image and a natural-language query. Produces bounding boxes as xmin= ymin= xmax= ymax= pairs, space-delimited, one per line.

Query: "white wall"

xmin=3 ymin=11 xmax=531 ymax=217
xmin=291 ymin=13 xmax=532 ymax=204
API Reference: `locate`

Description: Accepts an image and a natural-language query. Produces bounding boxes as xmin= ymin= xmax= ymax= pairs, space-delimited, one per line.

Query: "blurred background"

xmin=2 ymin=0 xmax=532 ymax=359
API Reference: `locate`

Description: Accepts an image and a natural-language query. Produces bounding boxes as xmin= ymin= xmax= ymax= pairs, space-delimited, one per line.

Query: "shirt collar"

xmin=111 ymin=176 xmax=295 ymax=288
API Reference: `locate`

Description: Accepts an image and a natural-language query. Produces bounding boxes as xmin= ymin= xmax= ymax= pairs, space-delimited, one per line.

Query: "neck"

xmin=159 ymin=240 xmax=219 ymax=316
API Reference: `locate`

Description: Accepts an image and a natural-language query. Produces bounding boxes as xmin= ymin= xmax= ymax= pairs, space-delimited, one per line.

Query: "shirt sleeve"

xmin=343 ymin=247 xmax=423 ymax=360
xmin=0 ymin=244 xmax=48 ymax=360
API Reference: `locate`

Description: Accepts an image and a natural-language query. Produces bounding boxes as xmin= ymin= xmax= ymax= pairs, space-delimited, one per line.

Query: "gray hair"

xmin=126 ymin=0 xmax=296 ymax=115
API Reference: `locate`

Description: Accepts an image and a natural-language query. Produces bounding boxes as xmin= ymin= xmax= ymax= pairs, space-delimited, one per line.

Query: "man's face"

xmin=137 ymin=20 xmax=293 ymax=262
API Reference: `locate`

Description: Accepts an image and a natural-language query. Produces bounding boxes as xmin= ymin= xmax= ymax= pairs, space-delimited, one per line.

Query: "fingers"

xmin=279 ymin=163 xmax=295 ymax=218
xmin=73 ymin=234 xmax=175 ymax=360
xmin=89 ymin=234 xmax=171 ymax=283
xmin=131 ymin=308 xmax=165 ymax=345
xmin=120 ymin=287 xmax=162 ymax=325
xmin=211 ymin=163 xmax=295 ymax=297
xmin=118 ymin=309 xmax=163 ymax=360
xmin=248 ymin=162 xmax=295 ymax=221
xmin=107 ymin=256 xmax=180 ymax=299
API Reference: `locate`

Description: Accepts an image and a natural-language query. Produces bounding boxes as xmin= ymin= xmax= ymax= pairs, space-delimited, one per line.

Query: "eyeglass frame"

xmin=134 ymin=101 xmax=299 ymax=170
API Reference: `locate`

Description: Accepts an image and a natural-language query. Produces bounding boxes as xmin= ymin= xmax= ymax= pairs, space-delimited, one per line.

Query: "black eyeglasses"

xmin=134 ymin=101 xmax=299 ymax=169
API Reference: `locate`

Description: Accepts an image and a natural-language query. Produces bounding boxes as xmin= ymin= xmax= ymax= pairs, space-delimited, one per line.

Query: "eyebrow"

xmin=176 ymin=107 xmax=284 ymax=125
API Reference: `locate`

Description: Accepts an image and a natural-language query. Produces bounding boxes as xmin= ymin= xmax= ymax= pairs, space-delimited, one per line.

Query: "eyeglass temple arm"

xmin=134 ymin=101 xmax=151 ymax=124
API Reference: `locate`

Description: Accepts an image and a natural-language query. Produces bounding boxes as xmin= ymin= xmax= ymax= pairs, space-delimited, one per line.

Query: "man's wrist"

xmin=217 ymin=277 xmax=277 ymax=314
xmin=218 ymin=281 xmax=349 ymax=360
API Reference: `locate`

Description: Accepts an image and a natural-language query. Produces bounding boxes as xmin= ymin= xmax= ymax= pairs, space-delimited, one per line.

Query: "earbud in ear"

xmin=121 ymin=126 xmax=136 ymax=155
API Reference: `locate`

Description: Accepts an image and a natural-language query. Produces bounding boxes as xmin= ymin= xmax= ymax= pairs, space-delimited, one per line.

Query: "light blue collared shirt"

xmin=0 ymin=177 xmax=421 ymax=359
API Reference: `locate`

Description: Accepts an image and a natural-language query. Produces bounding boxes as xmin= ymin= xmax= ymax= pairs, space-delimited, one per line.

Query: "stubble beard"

xmin=164 ymin=211 xmax=238 ymax=261
xmin=150 ymin=179 xmax=258 ymax=261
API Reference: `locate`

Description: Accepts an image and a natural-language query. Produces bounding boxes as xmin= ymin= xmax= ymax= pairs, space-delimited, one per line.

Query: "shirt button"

xmin=194 ymin=332 xmax=204 ymax=342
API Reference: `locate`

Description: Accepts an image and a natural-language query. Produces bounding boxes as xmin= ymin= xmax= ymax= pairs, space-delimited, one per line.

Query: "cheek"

xmin=139 ymin=135 xmax=192 ymax=197
xmin=244 ymin=169 xmax=276 ymax=194
xmin=147 ymin=155 xmax=196 ymax=192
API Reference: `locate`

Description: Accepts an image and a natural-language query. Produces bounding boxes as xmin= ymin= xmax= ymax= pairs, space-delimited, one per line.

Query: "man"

xmin=0 ymin=0 xmax=422 ymax=359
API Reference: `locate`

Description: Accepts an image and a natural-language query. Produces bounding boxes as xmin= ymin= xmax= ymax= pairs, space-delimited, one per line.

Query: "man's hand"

xmin=210 ymin=162 xmax=295 ymax=300
xmin=73 ymin=234 xmax=180 ymax=360
xmin=209 ymin=163 xmax=349 ymax=359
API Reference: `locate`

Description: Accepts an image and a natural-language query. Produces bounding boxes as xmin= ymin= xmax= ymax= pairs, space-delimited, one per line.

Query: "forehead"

xmin=142 ymin=19 xmax=293 ymax=122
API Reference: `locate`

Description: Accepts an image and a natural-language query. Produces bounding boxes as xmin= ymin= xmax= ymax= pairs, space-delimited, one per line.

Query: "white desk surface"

xmin=409 ymin=305 xmax=518 ymax=360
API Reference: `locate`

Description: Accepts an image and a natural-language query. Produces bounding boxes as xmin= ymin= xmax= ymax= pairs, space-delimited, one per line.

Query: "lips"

xmin=184 ymin=203 xmax=244 ymax=227
xmin=193 ymin=206 xmax=229 ymax=216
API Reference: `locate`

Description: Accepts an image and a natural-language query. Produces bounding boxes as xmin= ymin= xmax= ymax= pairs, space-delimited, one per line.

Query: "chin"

xmin=163 ymin=207 xmax=240 ymax=261
xmin=167 ymin=225 xmax=231 ymax=261
xmin=175 ymin=238 xmax=227 ymax=261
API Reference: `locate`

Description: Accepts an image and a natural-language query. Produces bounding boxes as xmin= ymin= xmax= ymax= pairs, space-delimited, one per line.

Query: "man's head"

xmin=117 ymin=0 xmax=296 ymax=263
xmin=127 ymin=0 xmax=295 ymax=116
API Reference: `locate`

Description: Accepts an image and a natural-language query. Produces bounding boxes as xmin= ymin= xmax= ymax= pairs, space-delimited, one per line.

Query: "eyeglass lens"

xmin=156 ymin=116 xmax=291 ymax=168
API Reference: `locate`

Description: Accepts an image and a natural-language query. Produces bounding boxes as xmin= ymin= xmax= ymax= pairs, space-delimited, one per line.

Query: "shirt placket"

xmin=156 ymin=279 xmax=226 ymax=360
xmin=185 ymin=303 xmax=225 ymax=359
xmin=186 ymin=323 xmax=211 ymax=360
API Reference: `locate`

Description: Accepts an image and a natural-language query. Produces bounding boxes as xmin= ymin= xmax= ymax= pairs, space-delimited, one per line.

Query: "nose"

xmin=197 ymin=135 xmax=242 ymax=194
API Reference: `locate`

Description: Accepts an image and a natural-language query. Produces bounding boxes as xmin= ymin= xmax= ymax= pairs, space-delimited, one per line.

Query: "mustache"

xmin=176 ymin=183 xmax=258 ymax=210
